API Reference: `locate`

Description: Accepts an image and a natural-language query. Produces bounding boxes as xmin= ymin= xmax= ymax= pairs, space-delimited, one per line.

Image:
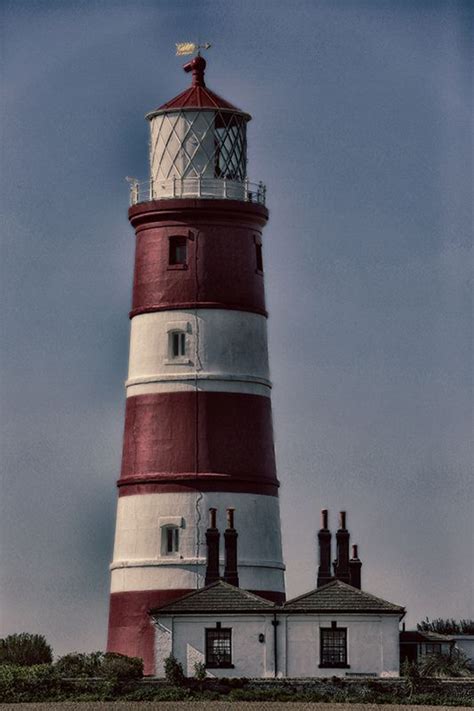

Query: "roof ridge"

xmin=150 ymin=579 xmax=276 ymax=614
xmin=149 ymin=580 xmax=222 ymax=611
xmin=283 ymin=579 xmax=339 ymax=606
xmin=283 ymin=579 xmax=404 ymax=611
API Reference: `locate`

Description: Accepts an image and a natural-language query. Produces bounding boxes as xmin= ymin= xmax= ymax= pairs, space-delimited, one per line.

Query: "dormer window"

xmin=169 ymin=236 xmax=187 ymax=266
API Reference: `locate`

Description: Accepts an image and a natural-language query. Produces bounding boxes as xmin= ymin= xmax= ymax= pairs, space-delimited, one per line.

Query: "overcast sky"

xmin=1 ymin=0 xmax=472 ymax=657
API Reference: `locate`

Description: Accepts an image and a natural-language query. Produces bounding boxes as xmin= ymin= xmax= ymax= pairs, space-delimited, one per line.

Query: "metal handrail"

xmin=128 ymin=176 xmax=266 ymax=206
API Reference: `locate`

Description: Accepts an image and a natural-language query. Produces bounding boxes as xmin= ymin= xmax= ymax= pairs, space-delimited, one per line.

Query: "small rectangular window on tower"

xmin=169 ymin=236 xmax=187 ymax=266
xmin=171 ymin=331 xmax=186 ymax=358
xmin=255 ymin=241 xmax=263 ymax=273
xmin=162 ymin=526 xmax=179 ymax=555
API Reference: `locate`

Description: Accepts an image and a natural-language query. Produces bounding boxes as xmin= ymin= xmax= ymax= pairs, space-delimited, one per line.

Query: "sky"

xmin=1 ymin=0 xmax=472 ymax=657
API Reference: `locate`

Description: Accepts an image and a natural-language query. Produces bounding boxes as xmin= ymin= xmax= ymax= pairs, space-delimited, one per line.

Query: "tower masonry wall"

xmin=110 ymin=491 xmax=285 ymax=593
xmin=126 ymin=309 xmax=271 ymax=398
xmin=118 ymin=390 xmax=279 ymax=496
xmin=128 ymin=199 xmax=268 ymax=317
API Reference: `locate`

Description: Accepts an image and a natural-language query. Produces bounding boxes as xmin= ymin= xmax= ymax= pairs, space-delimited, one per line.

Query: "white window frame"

xmin=165 ymin=321 xmax=192 ymax=364
xmin=161 ymin=525 xmax=180 ymax=557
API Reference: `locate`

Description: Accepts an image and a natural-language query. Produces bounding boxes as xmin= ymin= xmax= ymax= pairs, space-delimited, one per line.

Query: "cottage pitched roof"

xmin=282 ymin=580 xmax=405 ymax=615
xmin=149 ymin=580 xmax=276 ymax=615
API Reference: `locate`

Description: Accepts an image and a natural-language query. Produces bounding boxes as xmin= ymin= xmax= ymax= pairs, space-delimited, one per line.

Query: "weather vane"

xmin=175 ymin=42 xmax=211 ymax=56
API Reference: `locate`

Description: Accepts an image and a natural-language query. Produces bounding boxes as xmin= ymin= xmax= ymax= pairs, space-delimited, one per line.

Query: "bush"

xmin=0 ymin=633 xmax=52 ymax=667
xmin=55 ymin=651 xmax=103 ymax=678
xmin=100 ymin=652 xmax=143 ymax=683
xmin=125 ymin=685 xmax=191 ymax=701
xmin=193 ymin=660 xmax=207 ymax=681
xmin=418 ymin=649 xmax=472 ymax=678
xmin=0 ymin=664 xmax=59 ymax=703
xmin=164 ymin=654 xmax=185 ymax=685
xmin=418 ymin=617 xmax=474 ymax=635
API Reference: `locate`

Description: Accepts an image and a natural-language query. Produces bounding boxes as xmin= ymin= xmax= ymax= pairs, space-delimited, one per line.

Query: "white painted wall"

xmin=110 ymin=492 xmax=285 ymax=595
xmin=285 ymin=614 xmax=400 ymax=678
xmin=127 ymin=310 xmax=271 ymax=398
xmin=152 ymin=611 xmax=401 ymax=678
xmin=153 ymin=614 xmax=275 ymax=678
xmin=452 ymin=636 xmax=474 ymax=668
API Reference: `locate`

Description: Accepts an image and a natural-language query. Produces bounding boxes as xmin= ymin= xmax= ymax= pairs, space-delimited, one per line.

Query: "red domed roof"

xmin=146 ymin=56 xmax=251 ymax=121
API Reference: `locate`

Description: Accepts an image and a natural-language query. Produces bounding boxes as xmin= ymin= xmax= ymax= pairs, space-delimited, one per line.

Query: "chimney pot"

xmin=209 ymin=507 xmax=217 ymax=529
xmin=351 ymin=544 xmax=358 ymax=559
xmin=339 ymin=511 xmax=346 ymax=529
xmin=321 ymin=509 xmax=328 ymax=529
xmin=226 ymin=507 xmax=235 ymax=529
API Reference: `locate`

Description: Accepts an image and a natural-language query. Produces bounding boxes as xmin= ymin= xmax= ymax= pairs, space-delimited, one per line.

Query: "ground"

xmin=0 ymin=703 xmax=471 ymax=710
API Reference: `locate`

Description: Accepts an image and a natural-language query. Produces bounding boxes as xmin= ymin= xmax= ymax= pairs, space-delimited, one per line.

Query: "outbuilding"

xmin=151 ymin=578 xmax=404 ymax=678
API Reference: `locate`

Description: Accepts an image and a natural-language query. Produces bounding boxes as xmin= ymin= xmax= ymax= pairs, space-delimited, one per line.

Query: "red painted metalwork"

xmin=129 ymin=199 xmax=268 ymax=318
xmin=146 ymin=56 xmax=250 ymax=118
xmin=119 ymin=391 xmax=278 ymax=488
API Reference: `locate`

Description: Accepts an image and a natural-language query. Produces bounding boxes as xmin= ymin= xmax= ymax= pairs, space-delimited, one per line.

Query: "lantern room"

xmin=130 ymin=56 xmax=265 ymax=204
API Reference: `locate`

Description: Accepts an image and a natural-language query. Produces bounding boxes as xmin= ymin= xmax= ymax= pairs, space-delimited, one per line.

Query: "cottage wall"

xmin=154 ymin=614 xmax=275 ymax=678
xmin=153 ymin=611 xmax=400 ymax=678
xmin=285 ymin=614 xmax=399 ymax=678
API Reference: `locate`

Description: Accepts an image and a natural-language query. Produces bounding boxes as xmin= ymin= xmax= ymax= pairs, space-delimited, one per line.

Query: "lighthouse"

xmin=107 ymin=55 xmax=285 ymax=674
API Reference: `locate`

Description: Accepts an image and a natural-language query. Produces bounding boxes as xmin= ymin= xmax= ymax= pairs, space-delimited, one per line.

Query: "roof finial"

xmin=175 ymin=42 xmax=211 ymax=88
xmin=183 ymin=55 xmax=207 ymax=87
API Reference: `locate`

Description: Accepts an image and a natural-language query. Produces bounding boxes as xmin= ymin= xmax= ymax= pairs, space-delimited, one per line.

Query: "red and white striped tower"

xmin=107 ymin=55 xmax=285 ymax=673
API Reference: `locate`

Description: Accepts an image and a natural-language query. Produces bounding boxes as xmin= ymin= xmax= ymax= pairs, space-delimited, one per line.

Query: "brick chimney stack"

xmin=223 ymin=508 xmax=239 ymax=587
xmin=317 ymin=509 xmax=333 ymax=587
xmin=205 ymin=508 xmax=220 ymax=585
xmin=334 ymin=511 xmax=351 ymax=584
xmin=349 ymin=543 xmax=362 ymax=589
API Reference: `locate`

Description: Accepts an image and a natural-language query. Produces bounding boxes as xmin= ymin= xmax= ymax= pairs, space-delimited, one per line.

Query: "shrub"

xmin=418 ymin=617 xmax=474 ymax=635
xmin=418 ymin=649 xmax=472 ymax=678
xmin=164 ymin=654 xmax=185 ymax=685
xmin=55 ymin=651 xmax=103 ymax=678
xmin=0 ymin=664 xmax=59 ymax=703
xmin=100 ymin=652 xmax=143 ymax=683
xmin=0 ymin=633 xmax=52 ymax=667
xmin=193 ymin=660 xmax=207 ymax=681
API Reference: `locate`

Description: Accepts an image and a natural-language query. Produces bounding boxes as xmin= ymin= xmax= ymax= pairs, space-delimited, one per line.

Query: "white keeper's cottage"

xmin=151 ymin=579 xmax=404 ymax=678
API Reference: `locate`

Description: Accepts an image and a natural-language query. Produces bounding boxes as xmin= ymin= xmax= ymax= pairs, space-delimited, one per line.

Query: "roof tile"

xmin=283 ymin=579 xmax=404 ymax=614
xmin=150 ymin=580 xmax=276 ymax=615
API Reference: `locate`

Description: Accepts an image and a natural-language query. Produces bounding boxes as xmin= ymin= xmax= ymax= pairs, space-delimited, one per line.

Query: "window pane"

xmin=256 ymin=243 xmax=263 ymax=272
xmin=169 ymin=236 xmax=187 ymax=265
xmin=170 ymin=331 xmax=186 ymax=358
xmin=166 ymin=528 xmax=173 ymax=553
xmin=164 ymin=526 xmax=179 ymax=554
xmin=320 ymin=628 xmax=347 ymax=666
xmin=205 ymin=628 xmax=232 ymax=667
xmin=172 ymin=332 xmax=180 ymax=357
